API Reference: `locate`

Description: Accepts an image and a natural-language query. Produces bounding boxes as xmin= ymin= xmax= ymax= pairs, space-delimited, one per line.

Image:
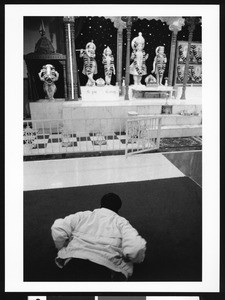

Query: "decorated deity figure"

xmin=151 ymin=46 xmax=167 ymax=85
xmin=38 ymin=64 xmax=59 ymax=100
xmin=130 ymin=32 xmax=149 ymax=85
xmin=80 ymin=40 xmax=98 ymax=86
xmin=102 ymin=46 xmax=116 ymax=85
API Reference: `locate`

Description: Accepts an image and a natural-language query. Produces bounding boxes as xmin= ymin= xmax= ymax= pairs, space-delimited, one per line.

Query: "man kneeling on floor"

xmin=51 ymin=192 xmax=147 ymax=281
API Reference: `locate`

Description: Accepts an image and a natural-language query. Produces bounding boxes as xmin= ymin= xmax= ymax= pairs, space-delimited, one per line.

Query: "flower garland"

xmin=132 ymin=51 xmax=147 ymax=75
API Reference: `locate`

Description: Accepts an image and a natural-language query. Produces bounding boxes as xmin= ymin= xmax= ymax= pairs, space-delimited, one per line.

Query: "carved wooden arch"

xmin=104 ymin=16 xmax=185 ymax=30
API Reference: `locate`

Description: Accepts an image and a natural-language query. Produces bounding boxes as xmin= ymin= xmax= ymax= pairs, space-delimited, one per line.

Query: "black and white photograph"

xmin=5 ymin=3 xmax=220 ymax=294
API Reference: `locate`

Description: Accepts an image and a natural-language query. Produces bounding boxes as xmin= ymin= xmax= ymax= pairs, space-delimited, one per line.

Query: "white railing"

xmin=23 ymin=116 xmax=162 ymax=157
xmin=125 ymin=116 xmax=162 ymax=156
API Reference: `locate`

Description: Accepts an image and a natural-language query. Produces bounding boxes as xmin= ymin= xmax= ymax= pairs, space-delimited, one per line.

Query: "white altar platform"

xmin=30 ymin=97 xmax=202 ymax=120
xmin=29 ymin=85 xmax=202 ymax=138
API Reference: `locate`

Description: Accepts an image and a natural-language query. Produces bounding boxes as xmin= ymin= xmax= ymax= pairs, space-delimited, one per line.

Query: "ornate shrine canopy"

xmin=25 ymin=19 xmax=66 ymax=60
xmin=105 ymin=16 xmax=186 ymax=31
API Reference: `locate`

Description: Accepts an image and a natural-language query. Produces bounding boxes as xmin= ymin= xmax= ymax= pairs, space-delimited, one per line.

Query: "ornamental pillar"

xmin=168 ymin=30 xmax=178 ymax=86
xmin=117 ymin=27 xmax=123 ymax=89
xmin=112 ymin=18 xmax=126 ymax=95
xmin=168 ymin=18 xmax=184 ymax=86
xmin=124 ymin=18 xmax=132 ymax=100
xmin=107 ymin=17 xmax=126 ymax=96
xmin=59 ymin=60 xmax=67 ymax=99
xmin=122 ymin=17 xmax=137 ymax=100
xmin=180 ymin=17 xmax=200 ymax=100
xmin=63 ymin=16 xmax=79 ymax=101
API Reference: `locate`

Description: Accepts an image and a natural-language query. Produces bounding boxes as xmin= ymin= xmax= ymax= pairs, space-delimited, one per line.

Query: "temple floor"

xmin=24 ymin=151 xmax=202 ymax=281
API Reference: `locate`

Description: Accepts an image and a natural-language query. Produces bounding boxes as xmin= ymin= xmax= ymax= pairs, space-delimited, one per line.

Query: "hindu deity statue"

xmin=80 ymin=40 xmax=98 ymax=86
xmin=130 ymin=32 xmax=149 ymax=86
xmin=102 ymin=46 xmax=116 ymax=85
xmin=151 ymin=46 xmax=167 ymax=85
xmin=38 ymin=64 xmax=59 ymax=100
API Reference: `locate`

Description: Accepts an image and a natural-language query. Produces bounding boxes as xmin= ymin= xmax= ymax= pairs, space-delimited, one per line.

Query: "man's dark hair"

xmin=100 ymin=193 xmax=122 ymax=213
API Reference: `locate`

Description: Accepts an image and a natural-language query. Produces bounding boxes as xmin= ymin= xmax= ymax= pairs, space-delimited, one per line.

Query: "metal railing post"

xmin=156 ymin=117 xmax=162 ymax=148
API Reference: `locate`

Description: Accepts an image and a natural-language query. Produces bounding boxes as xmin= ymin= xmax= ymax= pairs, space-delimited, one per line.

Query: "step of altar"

xmin=137 ymin=114 xmax=202 ymax=126
xmin=130 ymin=114 xmax=202 ymax=137
xmin=160 ymin=124 xmax=202 ymax=138
xmin=28 ymin=98 xmax=202 ymax=138
xmin=30 ymin=98 xmax=202 ymax=122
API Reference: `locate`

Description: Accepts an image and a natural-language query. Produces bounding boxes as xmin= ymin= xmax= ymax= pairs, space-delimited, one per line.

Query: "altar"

xmin=25 ymin=16 xmax=202 ymax=140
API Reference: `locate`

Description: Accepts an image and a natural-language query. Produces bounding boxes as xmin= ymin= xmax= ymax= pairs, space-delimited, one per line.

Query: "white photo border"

xmin=5 ymin=4 xmax=220 ymax=293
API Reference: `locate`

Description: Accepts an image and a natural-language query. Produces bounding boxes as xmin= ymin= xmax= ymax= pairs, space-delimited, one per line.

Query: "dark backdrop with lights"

xmin=75 ymin=16 xmax=201 ymax=86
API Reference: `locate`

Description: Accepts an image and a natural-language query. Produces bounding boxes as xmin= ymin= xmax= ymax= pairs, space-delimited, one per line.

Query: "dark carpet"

xmin=159 ymin=136 xmax=202 ymax=152
xmin=24 ymin=176 xmax=202 ymax=282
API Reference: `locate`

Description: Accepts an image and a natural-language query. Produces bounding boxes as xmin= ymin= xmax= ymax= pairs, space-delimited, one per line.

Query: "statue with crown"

xmin=102 ymin=46 xmax=115 ymax=85
xmin=80 ymin=40 xmax=98 ymax=86
xmin=130 ymin=32 xmax=149 ymax=86
xmin=151 ymin=46 xmax=167 ymax=85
